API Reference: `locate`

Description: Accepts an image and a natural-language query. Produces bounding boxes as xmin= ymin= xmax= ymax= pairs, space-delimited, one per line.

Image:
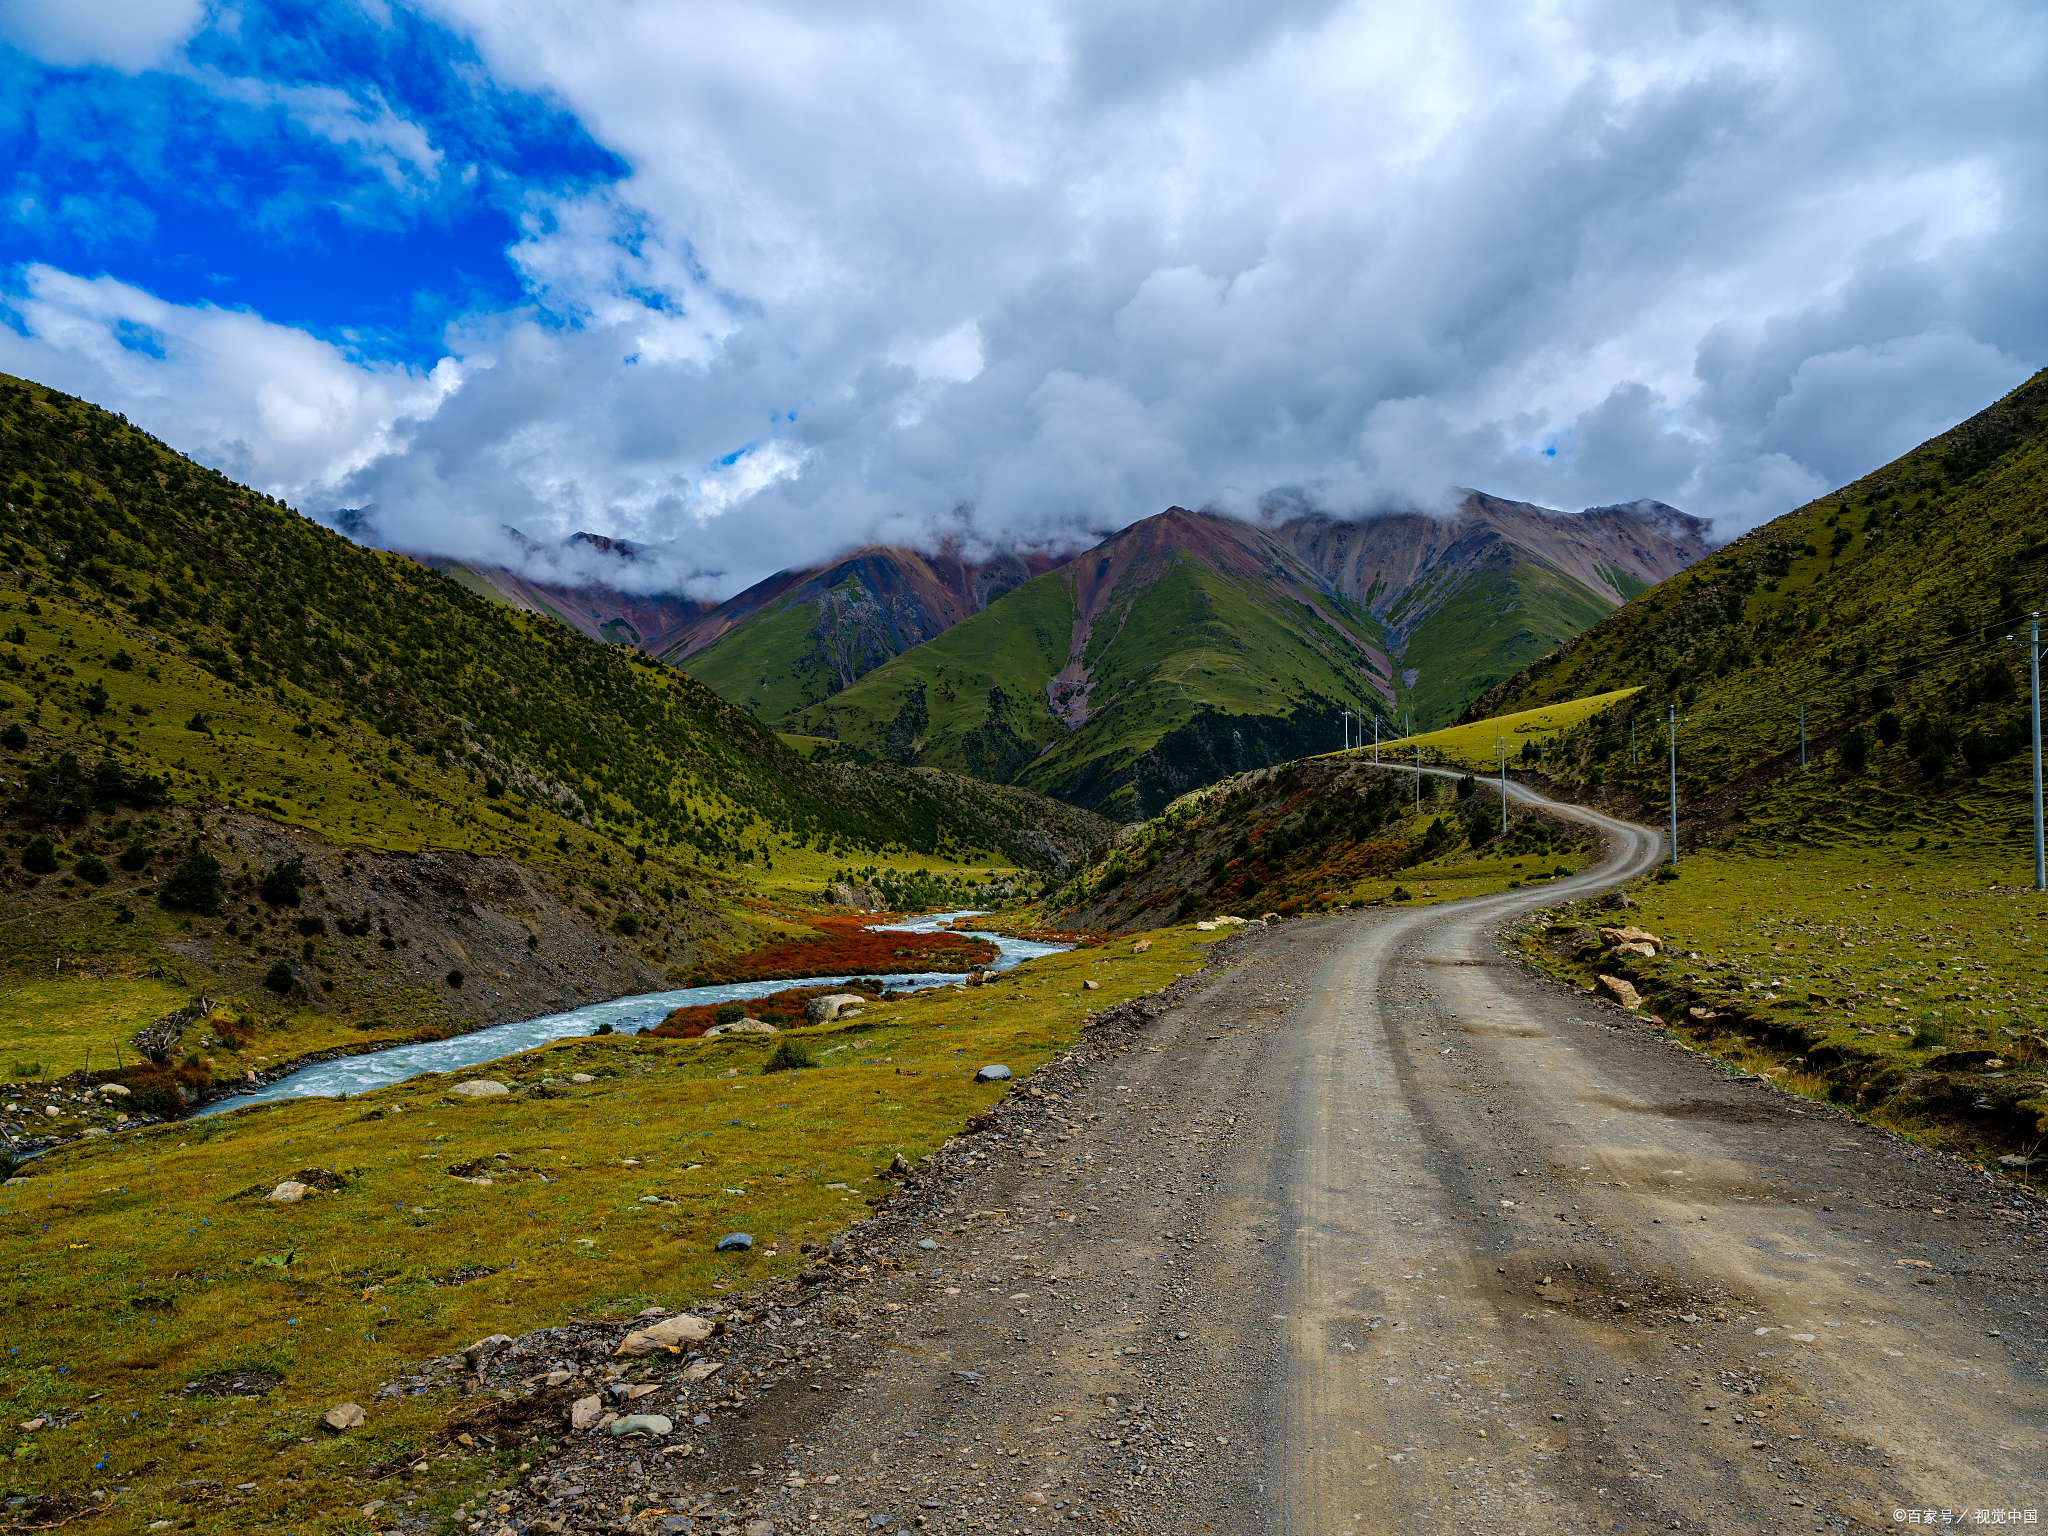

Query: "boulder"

xmin=1611 ymin=941 xmax=1658 ymax=959
xmin=1082 ymin=980 xmax=1100 ymax=991
xmin=806 ymin=993 xmax=867 ymax=1026
xmin=615 ymin=1313 xmax=715 ymax=1357
xmin=98 ymin=1083 xmax=131 ymax=1098
xmin=569 ymin=1072 xmax=594 ymax=1084
xmin=570 ymin=1395 xmax=604 ymax=1431
xmin=266 ymin=1181 xmax=310 ymax=1203
xmin=451 ymin=1080 xmax=510 ymax=1097
xmin=715 ymin=1231 xmax=753 ymax=1252
xmin=704 ymin=1019 xmax=779 ymax=1036
xmin=1599 ymin=926 xmax=1659 ymax=949
xmin=463 ymin=1333 xmax=514 ymax=1370
xmin=321 ymin=1402 xmax=365 ymax=1432
xmin=609 ymin=1414 xmax=673 ymax=1438
xmin=1131 ymin=940 xmax=1152 ymax=954
xmin=1194 ymin=921 xmax=1217 ymax=931
xmin=974 ymin=1064 xmax=1012 ymax=1083
xmin=1597 ymin=975 xmax=1643 ymax=1009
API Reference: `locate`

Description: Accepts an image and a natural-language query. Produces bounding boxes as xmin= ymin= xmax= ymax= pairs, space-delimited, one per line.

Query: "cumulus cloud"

xmin=5 ymin=0 xmax=2045 ymax=595
xmin=0 ymin=0 xmax=205 ymax=71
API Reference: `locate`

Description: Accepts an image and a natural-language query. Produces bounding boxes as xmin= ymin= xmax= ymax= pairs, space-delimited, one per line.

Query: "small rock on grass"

xmin=451 ymin=1080 xmax=509 ymax=1097
xmin=569 ymin=1072 xmax=594 ymax=1084
xmin=716 ymin=1231 xmax=753 ymax=1252
xmin=1132 ymin=940 xmax=1152 ymax=954
xmin=975 ymin=1065 xmax=1011 ymax=1083
xmin=321 ymin=1402 xmax=365 ymax=1432
xmin=266 ymin=1181 xmax=309 ymax=1203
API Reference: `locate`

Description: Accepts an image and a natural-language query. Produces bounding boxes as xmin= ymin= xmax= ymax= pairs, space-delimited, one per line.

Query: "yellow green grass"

xmin=1525 ymin=841 xmax=2048 ymax=1162
xmin=0 ymin=975 xmax=188 ymax=1077
xmin=0 ymin=927 xmax=1218 ymax=1533
xmin=1336 ymin=686 xmax=1641 ymax=774
xmin=1329 ymin=807 xmax=1594 ymax=908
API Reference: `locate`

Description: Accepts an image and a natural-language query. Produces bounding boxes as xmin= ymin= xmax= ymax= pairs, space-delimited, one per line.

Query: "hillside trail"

xmin=592 ymin=775 xmax=2044 ymax=1536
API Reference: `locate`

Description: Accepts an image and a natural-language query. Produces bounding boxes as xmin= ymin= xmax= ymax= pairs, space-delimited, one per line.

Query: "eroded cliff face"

xmin=157 ymin=812 xmax=755 ymax=1029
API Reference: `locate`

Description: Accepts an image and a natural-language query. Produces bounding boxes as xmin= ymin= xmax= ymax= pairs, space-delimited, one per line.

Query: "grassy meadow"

xmin=0 ymin=926 xmax=1218 ymax=1533
xmin=1522 ymin=838 xmax=2048 ymax=1169
xmin=1338 ymin=686 xmax=1642 ymax=775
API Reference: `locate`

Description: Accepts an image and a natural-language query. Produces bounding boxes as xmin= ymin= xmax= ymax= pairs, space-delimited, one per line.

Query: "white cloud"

xmin=8 ymin=0 xmax=2046 ymax=591
xmin=0 ymin=0 xmax=205 ymax=70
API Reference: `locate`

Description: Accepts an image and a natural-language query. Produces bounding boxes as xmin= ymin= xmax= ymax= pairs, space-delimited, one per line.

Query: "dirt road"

xmin=511 ymin=781 xmax=2046 ymax=1536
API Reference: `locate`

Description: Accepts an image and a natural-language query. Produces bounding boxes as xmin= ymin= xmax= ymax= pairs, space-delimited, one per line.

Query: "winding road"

xmin=614 ymin=775 xmax=2047 ymax=1535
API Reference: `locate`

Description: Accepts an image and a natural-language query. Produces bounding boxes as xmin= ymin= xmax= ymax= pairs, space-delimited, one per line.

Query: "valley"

xmin=0 ymin=362 xmax=2040 ymax=1536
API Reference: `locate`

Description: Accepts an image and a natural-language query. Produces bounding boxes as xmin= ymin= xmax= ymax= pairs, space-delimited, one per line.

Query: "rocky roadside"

xmin=340 ymin=949 xmax=1243 ymax=1536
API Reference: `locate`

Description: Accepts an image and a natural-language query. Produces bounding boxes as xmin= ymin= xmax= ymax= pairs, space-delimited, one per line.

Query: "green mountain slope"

xmin=663 ymin=545 xmax=1060 ymax=722
xmin=1465 ymin=366 xmax=2048 ymax=858
xmin=777 ymin=500 xmax=1707 ymax=818
xmin=793 ymin=510 xmax=1400 ymax=817
xmin=0 ymin=373 xmax=1107 ymax=1027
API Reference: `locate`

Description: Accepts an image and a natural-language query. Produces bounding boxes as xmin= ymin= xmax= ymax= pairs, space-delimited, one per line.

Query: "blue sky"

xmin=0 ymin=1 xmax=2043 ymax=596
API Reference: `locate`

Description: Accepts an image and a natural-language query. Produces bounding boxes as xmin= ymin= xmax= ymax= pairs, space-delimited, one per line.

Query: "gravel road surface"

xmin=503 ymin=782 xmax=2046 ymax=1536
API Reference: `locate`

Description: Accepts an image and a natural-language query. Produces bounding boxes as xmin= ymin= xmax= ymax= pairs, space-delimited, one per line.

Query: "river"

xmin=196 ymin=911 xmax=1068 ymax=1116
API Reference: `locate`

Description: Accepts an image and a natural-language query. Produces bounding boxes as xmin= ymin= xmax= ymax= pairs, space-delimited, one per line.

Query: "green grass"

xmin=1347 ymin=687 xmax=1641 ymax=774
xmin=1521 ymin=841 xmax=2048 ymax=1168
xmin=0 ymin=975 xmax=188 ymax=1075
xmin=681 ymin=591 xmax=848 ymax=723
xmin=0 ymin=927 xmax=1220 ymax=1534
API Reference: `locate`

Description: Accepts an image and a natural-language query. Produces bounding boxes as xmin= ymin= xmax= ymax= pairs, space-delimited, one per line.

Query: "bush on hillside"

xmin=159 ymin=841 xmax=223 ymax=915
xmin=74 ymin=855 xmax=108 ymax=886
xmin=713 ymin=1003 xmax=745 ymax=1026
xmin=763 ymin=1037 xmax=818 ymax=1072
xmin=1875 ymin=710 xmax=1902 ymax=747
xmin=257 ymin=855 xmax=309 ymax=907
xmin=1837 ymin=727 xmax=1871 ymax=773
xmin=262 ymin=961 xmax=295 ymax=994
xmin=1455 ymin=775 xmax=1477 ymax=800
xmin=20 ymin=836 xmax=57 ymax=875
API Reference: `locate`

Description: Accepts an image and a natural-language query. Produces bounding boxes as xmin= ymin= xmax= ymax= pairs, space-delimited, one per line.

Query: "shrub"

xmin=257 ymin=856 xmax=309 ymax=907
xmin=613 ymin=912 xmax=641 ymax=937
xmin=21 ymin=836 xmax=57 ymax=875
xmin=1389 ymin=886 xmax=1412 ymax=901
xmin=1875 ymin=710 xmax=1902 ymax=747
xmin=592 ymin=1021 xmax=614 ymax=1036
xmin=763 ymin=1037 xmax=818 ymax=1072
xmin=296 ymin=914 xmax=326 ymax=936
xmin=1655 ymin=864 xmax=1679 ymax=881
xmin=116 ymin=838 xmax=151 ymax=871
xmin=74 ymin=855 xmax=109 ymax=886
xmin=0 ymin=724 xmax=23 ymax=750
xmin=445 ymin=968 xmax=465 ymax=988
xmin=262 ymin=961 xmax=295 ymax=994
xmin=1455 ymin=775 xmax=1477 ymax=800
xmin=484 ymin=775 xmax=505 ymax=798
xmin=159 ymin=841 xmax=223 ymax=914
xmin=1837 ymin=727 xmax=1871 ymax=772
xmin=713 ymin=1003 xmax=746 ymax=1026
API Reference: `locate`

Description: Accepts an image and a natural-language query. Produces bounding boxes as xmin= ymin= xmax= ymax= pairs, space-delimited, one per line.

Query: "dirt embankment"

xmin=160 ymin=812 xmax=755 ymax=1030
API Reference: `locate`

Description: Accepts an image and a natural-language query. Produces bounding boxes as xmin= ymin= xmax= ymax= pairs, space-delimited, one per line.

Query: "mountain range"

xmin=439 ymin=494 xmax=1709 ymax=818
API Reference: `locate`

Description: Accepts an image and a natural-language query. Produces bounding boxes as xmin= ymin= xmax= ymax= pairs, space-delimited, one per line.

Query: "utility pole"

xmin=1373 ymin=714 xmax=1380 ymax=764
xmin=1340 ymin=710 xmax=1353 ymax=752
xmin=1799 ymin=702 xmax=1806 ymax=769
xmin=2030 ymin=613 xmax=2043 ymax=892
xmin=1630 ymin=717 xmax=1636 ymax=765
xmin=1498 ymin=736 xmax=1508 ymax=835
xmin=1413 ymin=718 xmax=1420 ymax=812
xmin=1668 ymin=703 xmax=1679 ymax=869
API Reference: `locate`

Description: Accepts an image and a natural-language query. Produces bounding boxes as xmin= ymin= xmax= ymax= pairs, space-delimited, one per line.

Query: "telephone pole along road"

xmin=630 ymin=775 xmax=2046 ymax=1535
